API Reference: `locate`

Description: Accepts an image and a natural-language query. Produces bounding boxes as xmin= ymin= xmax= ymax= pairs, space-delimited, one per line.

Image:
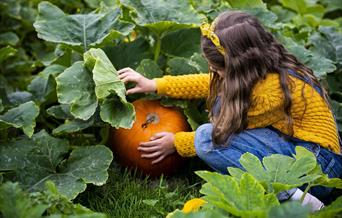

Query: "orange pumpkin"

xmin=110 ymin=99 xmax=190 ymax=177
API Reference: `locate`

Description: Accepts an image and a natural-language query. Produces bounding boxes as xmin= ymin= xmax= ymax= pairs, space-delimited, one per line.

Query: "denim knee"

xmin=194 ymin=123 xmax=213 ymax=159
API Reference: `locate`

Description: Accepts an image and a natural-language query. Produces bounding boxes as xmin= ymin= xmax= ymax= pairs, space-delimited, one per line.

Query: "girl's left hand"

xmin=138 ymin=132 xmax=176 ymax=164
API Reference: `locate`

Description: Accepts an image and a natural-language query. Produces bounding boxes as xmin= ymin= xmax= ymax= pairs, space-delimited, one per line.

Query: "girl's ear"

xmin=209 ymin=65 xmax=225 ymax=78
xmin=217 ymin=69 xmax=225 ymax=78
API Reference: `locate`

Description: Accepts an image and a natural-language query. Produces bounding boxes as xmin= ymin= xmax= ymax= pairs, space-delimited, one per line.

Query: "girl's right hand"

xmin=118 ymin=67 xmax=157 ymax=95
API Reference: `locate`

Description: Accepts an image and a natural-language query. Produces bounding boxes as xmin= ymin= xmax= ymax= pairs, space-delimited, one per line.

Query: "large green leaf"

xmin=270 ymin=5 xmax=296 ymax=23
xmin=167 ymin=53 xmax=208 ymax=75
xmin=268 ymin=201 xmax=310 ymax=218
xmin=0 ymin=32 xmax=19 ymax=46
xmin=100 ymin=97 xmax=135 ymax=129
xmin=308 ymin=162 xmax=342 ymax=189
xmin=33 ymin=1 xmax=134 ymax=51
xmin=84 ymin=48 xmax=135 ymax=128
xmin=52 ymin=116 xmax=95 ymax=135
xmin=56 ymin=61 xmax=98 ymax=120
xmin=319 ymin=0 xmax=342 ymax=12
xmin=161 ymin=28 xmax=201 ymax=58
xmin=281 ymin=36 xmax=336 ymax=77
xmin=331 ymin=100 xmax=342 ymax=131
xmin=120 ymin=0 xmax=203 ymax=36
xmin=228 ymin=147 xmax=321 ymax=194
xmin=0 ymin=101 xmax=39 ymax=137
xmin=318 ymin=26 xmax=342 ymax=68
xmin=227 ymin=0 xmax=266 ymax=9
xmin=135 ymin=59 xmax=163 ymax=79
xmin=280 ymin=0 xmax=325 ymax=17
xmin=242 ymin=7 xmax=278 ymax=29
xmin=0 ymin=130 xmax=113 ymax=199
xmin=309 ymin=32 xmax=337 ymax=64
xmin=27 ymin=64 xmax=66 ymax=104
xmin=46 ymin=104 xmax=73 ymax=120
xmin=30 ymin=41 xmax=67 ymax=67
xmin=167 ymin=58 xmax=198 ymax=75
xmin=196 ymin=171 xmax=279 ymax=217
xmin=84 ymin=48 xmax=125 ymax=100
xmin=103 ymin=38 xmax=153 ymax=70
xmin=7 ymin=91 xmax=33 ymax=106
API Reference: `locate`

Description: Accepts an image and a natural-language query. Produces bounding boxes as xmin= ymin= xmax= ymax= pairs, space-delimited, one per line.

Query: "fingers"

xmin=126 ymin=87 xmax=141 ymax=95
xmin=137 ymin=145 xmax=160 ymax=152
xmin=139 ymin=139 xmax=161 ymax=147
xmin=118 ymin=67 xmax=140 ymax=83
xmin=150 ymin=132 xmax=167 ymax=140
xmin=117 ymin=67 xmax=133 ymax=74
xmin=138 ymin=139 xmax=164 ymax=163
xmin=141 ymin=151 xmax=161 ymax=159
xmin=151 ymin=156 xmax=165 ymax=164
xmin=119 ymin=72 xmax=139 ymax=84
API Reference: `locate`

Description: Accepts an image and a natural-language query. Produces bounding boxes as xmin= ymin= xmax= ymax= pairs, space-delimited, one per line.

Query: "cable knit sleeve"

xmin=154 ymin=74 xmax=210 ymax=99
xmin=247 ymin=73 xmax=286 ymax=128
xmin=174 ymin=131 xmax=197 ymax=157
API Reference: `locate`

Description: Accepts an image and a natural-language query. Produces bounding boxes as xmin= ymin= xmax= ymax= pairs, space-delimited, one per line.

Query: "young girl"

xmin=118 ymin=11 xmax=341 ymax=210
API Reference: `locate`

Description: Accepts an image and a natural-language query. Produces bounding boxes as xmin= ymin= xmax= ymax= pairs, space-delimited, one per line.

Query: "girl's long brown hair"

xmin=201 ymin=11 xmax=328 ymax=145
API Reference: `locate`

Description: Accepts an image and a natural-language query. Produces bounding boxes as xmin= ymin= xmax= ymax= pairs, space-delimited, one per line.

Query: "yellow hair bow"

xmin=200 ymin=22 xmax=226 ymax=55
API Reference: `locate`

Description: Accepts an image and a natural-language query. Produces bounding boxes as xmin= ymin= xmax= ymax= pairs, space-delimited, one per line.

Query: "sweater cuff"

xmin=174 ymin=131 xmax=197 ymax=157
xmin=154 ymin=78 xmax=168 ymax=95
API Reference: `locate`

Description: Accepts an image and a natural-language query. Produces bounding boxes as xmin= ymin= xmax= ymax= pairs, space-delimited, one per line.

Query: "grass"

xmin=75 ymin=159 xmax=207 ymax=218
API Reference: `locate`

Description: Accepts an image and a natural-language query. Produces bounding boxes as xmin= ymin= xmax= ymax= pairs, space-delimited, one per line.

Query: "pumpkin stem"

xmin=142 ymin=113 xmax=159 ymax=129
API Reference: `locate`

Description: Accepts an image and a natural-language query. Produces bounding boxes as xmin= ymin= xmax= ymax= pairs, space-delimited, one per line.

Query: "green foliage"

xmin=34 ymin=1 xmax=134 ymax=52
xmin=136 ymin=59 xmax=164 ymax=79
xmin=0 ymin=130 xmax=113 ymax=199
xmin=228 ymin=147 xmax=325 ymax=194
xmin=197 ymin=172 xmax=279 ymax=217
xmin=311 ymin=196 xmax=342 ymax=217
xmin=84 ymin=48 xmax=135 ymax=128
xmin=0 ymin=32 xmax=19 ymax=46
xmin=120 ymin=0 xmax=203 ymax=36
xmin=169 ymin=147 xmax=342 ymax=218
xmin=56 ymin=61 xmax=98 ymax=120
xmin=280 ymin=36 xmax=336 ymax=77
xmin=167 ymin=53 xmax=209 ymax=75
xmin=0 ymin=101 xmax=39 ymax=137
xmin=0 ymin=45 xmax=17 ymax=64
xmin=103 ymin=38 xmax=153 ymax=70
xmin=27 ymin=64 xmax=65 ymax=104
xmin=227 ymin=0 xmax=266 ymax=9
xmin=161 ymin=28 xmax=201 ymax=58
xmin=1 ymin=0 xmax=342 ymax=217
xmin=0 ymin=182 xmax=47 ymax=218
xmin=268 ymin=201 xmax=310 ymax=218
xmin=0 ymin=181 xmax=107 ymax=218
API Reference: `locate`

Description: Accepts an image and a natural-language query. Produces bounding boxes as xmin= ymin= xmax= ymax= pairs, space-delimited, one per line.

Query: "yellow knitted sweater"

xmin=154 ymin=73 xmax=340 ymax=157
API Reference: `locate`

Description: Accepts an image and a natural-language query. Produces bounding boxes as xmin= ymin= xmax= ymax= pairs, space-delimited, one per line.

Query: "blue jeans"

xmin=194 ymin=123 xmax=342 ymax=202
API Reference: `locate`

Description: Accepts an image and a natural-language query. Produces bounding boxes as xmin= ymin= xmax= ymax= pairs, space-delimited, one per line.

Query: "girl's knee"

xmin=194 ymin=123 xmax=213 ymax=158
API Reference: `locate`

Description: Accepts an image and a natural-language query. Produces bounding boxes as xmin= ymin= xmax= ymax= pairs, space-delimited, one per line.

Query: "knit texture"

xmin=156 ymin=73 xmax=340 ymax=157
xmin=154 ymin=74 xmax=210 ymax=99
xmin=174 ymin=131 xmax=196 ymax=157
